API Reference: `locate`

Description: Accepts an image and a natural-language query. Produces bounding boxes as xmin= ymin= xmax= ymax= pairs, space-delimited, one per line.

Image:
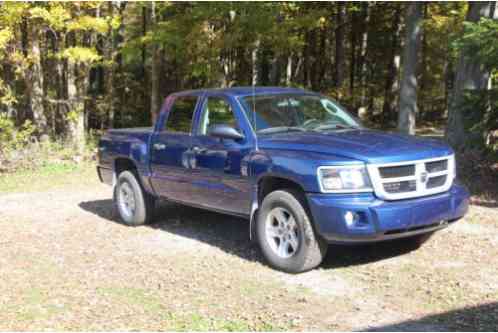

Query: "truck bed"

xmin=97 ymin=127 xmax=154 ymax=184
xmin=107 ymin=127 xmax=154 ymax=135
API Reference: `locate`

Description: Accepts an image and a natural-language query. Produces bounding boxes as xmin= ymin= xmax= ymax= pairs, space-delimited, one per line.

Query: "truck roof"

xmin=172 ymin=86 xmax=313 ymax=98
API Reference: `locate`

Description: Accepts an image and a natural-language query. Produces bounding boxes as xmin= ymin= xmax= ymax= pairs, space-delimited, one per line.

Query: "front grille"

xmin=427 ymin=175 xmax=447 ymax=189
xmin=366 ymin=155 xmax=455 ymax=200
xmin=379 ymin=165 xmax=415 ymax=178
xmin=426 ymin=160 xmax=448 ymax=173
xmin=384 ymin=180 xmax=416 ymax=193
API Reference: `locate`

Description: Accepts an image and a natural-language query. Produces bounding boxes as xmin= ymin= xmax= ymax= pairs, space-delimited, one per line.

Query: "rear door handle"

xmin=153 ymin=143 xmax=166 ymax=150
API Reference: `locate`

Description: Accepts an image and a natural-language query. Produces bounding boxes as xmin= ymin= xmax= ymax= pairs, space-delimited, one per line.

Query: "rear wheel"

xmin=256 ymin=189 xmax=327 ymax=273
xmin=114 ymin=170 xmax=155 ymax=226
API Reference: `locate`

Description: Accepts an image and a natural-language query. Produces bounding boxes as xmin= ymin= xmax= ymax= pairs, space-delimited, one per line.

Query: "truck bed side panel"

xmin=97 ymin=128 xmax=154 ymax=194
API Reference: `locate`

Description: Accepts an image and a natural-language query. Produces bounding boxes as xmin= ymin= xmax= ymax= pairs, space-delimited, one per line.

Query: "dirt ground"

xmin=1 ymin=176 xmax=498 ymax=331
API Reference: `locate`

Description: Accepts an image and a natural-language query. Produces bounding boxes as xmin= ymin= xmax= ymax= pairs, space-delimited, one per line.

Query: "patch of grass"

xmin=97 ymin=287 xmax=164 ymax=314
xmin=238 ymin=279 xmax=269 ymax=297
xmin=0 ymin=161 xmax=97 ymax=193
xmin=164 ymin=312 xmax=276 ymax=331
xmin=96 ymin=286 xmax=285 ymax=331
xmin=4 ymin=288 xmax=64 ymax=322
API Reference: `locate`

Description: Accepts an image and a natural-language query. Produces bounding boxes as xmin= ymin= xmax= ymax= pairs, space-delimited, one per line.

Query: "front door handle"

xmin=191 ymin=146 xmax=207 ymax=154
xmin=153 ymin=143 xmax=166 ymax=150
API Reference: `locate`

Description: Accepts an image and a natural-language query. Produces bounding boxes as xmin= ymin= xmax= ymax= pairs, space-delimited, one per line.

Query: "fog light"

xmin=344 ymin=211 xmax=360 ymax=227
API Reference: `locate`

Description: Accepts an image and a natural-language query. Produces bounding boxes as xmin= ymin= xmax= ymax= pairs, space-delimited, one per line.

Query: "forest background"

xmin=0 ymin=2 xmax=496 ymax=199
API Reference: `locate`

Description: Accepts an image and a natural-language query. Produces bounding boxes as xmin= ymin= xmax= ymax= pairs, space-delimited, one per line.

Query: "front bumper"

xmin=306 ymin=184 xmax=469 ymax=244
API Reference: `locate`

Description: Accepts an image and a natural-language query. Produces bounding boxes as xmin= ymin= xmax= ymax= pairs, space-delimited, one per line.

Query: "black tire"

xmin=256 ymin=189 xmax=328 ymax=273
xmin=113 ymin=170 xmax=155 ymax=226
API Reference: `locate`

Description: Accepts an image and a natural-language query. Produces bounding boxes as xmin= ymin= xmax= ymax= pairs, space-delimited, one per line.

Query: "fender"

xmin=111 ymin=138 xmax=155 ymax=195
xmin=248 ymin=171 xmax=310 ymax=241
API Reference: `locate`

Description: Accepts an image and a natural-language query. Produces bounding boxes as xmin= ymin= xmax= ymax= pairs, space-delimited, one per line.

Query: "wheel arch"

xmin=112 ymin=157 xmax=155 ymax=196
xmin=249 ymin=174 xmax=308 ymax=240
xmin=114 ymin=157 xmax=138 ymax=176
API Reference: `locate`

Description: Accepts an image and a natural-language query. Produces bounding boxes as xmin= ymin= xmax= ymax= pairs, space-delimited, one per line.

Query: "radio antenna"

xmin=251 ymin=84 xmax=257 ymax=134
xmin=251 ymin=41 xmax=258 ymax=151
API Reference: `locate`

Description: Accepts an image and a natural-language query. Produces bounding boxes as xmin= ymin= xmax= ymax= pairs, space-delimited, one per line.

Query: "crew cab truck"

xmin=97 ymin=87 xmax=469 ymax=273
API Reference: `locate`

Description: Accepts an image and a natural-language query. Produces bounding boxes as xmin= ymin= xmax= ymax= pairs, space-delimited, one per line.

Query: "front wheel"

xmin=114 ymin=170 xmax=155 ymax=226
xmin=256 ymin=189 xmax=328 ymax=273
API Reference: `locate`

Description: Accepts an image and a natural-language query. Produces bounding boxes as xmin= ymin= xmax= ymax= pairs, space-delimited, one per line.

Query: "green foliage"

xmin=61 ymin=46 xmax=102 ymax=65
xmin=0 ymin=27 xmax=12 ymax=53
xmin=453 ymin=16 xmax=498 ymax=152
xmin=0 ymin=81 xmax=16 ymax=106
xmin=0 ymin=2 xmax=495 ymax=162
xmin=66 ymin=15 xmax=108 ymax=34
xmin=43 ymin=4 xmax=71 ymax=30
xmin=419 ymin=3 xmax=467 ymax=118
xmin=0 ymin=115 xmax=36 ymax=154
xmin=460 ymin=89 xmax=498 ymax=152
xmin=454 ymin=18 xmax=498 ymax=73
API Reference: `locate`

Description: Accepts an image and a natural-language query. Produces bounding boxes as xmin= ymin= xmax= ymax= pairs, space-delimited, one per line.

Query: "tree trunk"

xmin=443 ymin=58 xmax=454 ymax=119
xmin=269 ymin=55 xmax=280 ymax=86
xmin=309 ymin=29 xmax=319 ymax=90
xmin=251 ymin=39 xmax=260 ymax=86
xmin=285 ymin=54 xmax=292 ymax=86
xmin=54 ymin=33 xmax=66 ymax=135
xmin=303 ymin=31 xmax=312 ymax=88
xmin=317 ymin=28 xmax=327 ymax=90
xmin=105 ymin=2 xmax=115 ymax=128
xmin=67 ymin=60 xmax=85 ymax=156
xmin=142 ymin=4 xmax=149 ymax=121
xmin=150 ymin=2 xmax=160 ymax=125
xmin=349 ymin=8 xmax=357 ymax=96
xmin=418 ymin=3 xmax=429 ymax=121
xmin=382 ymin=5 xmax=402 ymax=124
xmin=357 ymin=2 xmax=370 ymax=116
xmin=116 ymin=2 xmax=127 ymax=127
xmin=334 ymin=3 xmax=346 ymax=90
xmin=221 ymin=54 xmax=230 ymax=88
xmin=28 ymin=23 xmax=48 ymax=136
xmin=445 ymin=1 xmax=495 ymax=149
xmin=397 ymin=2 xmax=423 ymax=135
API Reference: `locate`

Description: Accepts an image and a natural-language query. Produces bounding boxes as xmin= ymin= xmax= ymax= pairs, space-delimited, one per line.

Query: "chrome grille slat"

xmin=378 ymin=165 xmax=415 ymax=178
xmin=366 ymin=155 xmax=455 ymax=200
xmin=427 ymin=175 xmax=447 ymax=189
xmin=383 ymin=180 xmax=417 ymax=193
xmin=426 ymin=160 xmax=448 ymax=173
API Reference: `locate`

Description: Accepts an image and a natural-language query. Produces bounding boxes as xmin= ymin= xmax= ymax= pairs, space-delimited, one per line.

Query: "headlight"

xmin=318 ymin=165 xmax=373 ymax=193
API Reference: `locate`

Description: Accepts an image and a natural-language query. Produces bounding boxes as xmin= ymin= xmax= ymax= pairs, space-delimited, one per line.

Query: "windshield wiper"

xmin=257 ymin=126 xmax=308 ymax=134
xmin=313 ymin=124 xmax=359 ymax=131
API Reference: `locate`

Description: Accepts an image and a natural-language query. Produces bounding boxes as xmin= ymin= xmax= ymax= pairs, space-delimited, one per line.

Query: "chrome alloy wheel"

xmin=265 ymin=207 xmax=300 ymax=259
xmin=118 ymin=181 xmax=136 ymax=219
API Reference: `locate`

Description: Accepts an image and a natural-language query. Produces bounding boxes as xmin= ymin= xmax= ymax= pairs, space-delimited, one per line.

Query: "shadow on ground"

xmin=364 ymin=302 xmax=498 ymax=331
xmin=79 ymin=199 xmax=421 ymax=270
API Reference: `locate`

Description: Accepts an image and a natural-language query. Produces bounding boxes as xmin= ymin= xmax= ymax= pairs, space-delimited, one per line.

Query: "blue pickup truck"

xmin=97 ymin=87 xmax=469 ymax=273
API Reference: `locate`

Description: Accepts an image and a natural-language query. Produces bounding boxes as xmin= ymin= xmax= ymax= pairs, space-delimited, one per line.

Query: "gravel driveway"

xmin=1 ymin=180 xmax=497 ymax=331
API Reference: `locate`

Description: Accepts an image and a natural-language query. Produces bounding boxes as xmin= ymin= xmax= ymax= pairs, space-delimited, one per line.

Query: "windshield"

xmin=240 ymin=94 xmax=361 ymax=134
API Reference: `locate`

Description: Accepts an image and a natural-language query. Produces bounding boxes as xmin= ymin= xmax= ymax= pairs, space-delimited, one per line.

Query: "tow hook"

xmin=439 ymin=220 xmax=449 ymax=226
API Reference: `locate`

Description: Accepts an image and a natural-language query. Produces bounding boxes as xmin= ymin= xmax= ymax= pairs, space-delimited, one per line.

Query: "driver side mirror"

xmin=207 ymin=124 xmax=245 ymax=141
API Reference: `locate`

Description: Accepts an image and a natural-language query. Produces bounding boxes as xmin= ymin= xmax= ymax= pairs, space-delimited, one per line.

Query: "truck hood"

xmin=257 ymin=129 xmax=453 ymax=164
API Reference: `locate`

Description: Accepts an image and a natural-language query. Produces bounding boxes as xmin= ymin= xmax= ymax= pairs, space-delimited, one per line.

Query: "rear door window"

xmin=164 ymin=96 xmax=198 ymax=133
